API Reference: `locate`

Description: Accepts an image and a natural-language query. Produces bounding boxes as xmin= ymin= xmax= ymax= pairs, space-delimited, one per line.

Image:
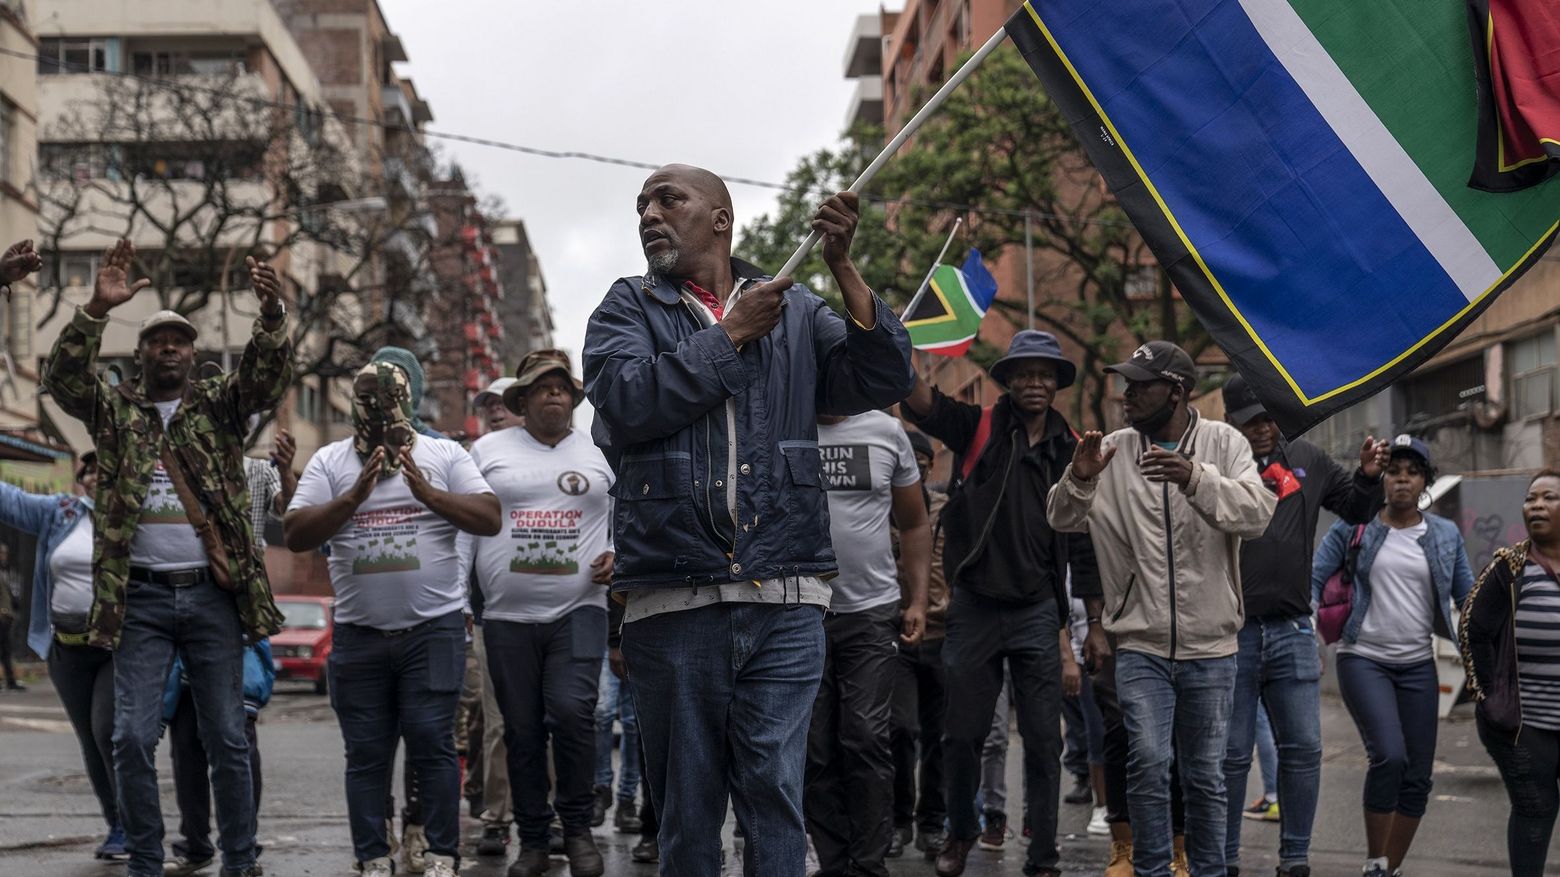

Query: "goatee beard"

xmin=647 ymin=249 xmax=679 ymax=275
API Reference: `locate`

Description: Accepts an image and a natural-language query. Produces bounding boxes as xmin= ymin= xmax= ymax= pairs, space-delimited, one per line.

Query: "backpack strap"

xmin=959 ymin=406 xmax=995 ymax=482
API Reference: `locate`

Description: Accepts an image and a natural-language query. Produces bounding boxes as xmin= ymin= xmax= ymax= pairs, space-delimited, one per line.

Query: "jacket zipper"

xmin=1163 ymin=480 xmax=1178 ymax=661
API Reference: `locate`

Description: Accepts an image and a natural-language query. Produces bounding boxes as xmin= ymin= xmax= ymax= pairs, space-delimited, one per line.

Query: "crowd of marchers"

xmin=0 ymin=164 xmax=1558 ymax=877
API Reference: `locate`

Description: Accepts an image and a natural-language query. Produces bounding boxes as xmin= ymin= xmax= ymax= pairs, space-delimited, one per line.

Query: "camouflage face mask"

xmin=352 ymin=362 xmax=418 ymax=478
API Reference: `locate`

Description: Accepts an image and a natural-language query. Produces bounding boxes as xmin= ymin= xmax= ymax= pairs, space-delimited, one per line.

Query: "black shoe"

xmin=887 ymin=826 xmax=907 ymax=858
xmin=565 ymin=833 xmax=605 ymax=877
xmin=590 ymin=785 xmax=610 ymax=827
xmin=918 ymin=828 xmax=947 ymax=860
xmin=6 ymin=682 xmax=24 ymax=691
xmin=632 ymin=836 xmax=659 ymax=864
xmin=509 ymin=847 xmax=550 ymax=877
xmin=1064 ymin=775 xmax=1093 ymax=805
xmin=1278 ymin=867 xmax=1310 ymax=877
xmin=164 ymin=853 xmax=215 ymax=875
xmin=614 ymin=798 xmax=642 ymax=834
xmin=219 ymin=866 xmax=262 ymax=877
xmin=477 ymin=823 xmax=509 ymax=857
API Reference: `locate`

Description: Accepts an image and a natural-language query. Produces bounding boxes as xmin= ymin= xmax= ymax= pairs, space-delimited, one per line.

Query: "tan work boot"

xmin=1105 ymin=840 xmax=1134 ymax=877
xmin=1172 ymin=835 xmax=1191 ymax=877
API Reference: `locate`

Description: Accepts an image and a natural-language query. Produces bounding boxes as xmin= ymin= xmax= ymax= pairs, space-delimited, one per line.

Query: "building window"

xmin=298 ymin=381 xmax=322 ymax=423
xmin=38 ymin=38 xmax=109 ymax=75
xmin=1509 ymin=330 xmax=1556 ymax=420
xmin=39 ymin=143 xmax=121 ymax=181
xmin=130 ymin=50 xmax=245 ymax=77
xmin=38 ymin=252 xmax=100 ymax=289
xmin=9 ymin=290 xmax=30 ymax=359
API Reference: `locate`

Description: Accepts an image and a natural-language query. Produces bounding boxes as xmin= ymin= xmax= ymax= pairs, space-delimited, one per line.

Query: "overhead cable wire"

xmin=0 ymin=44 xmax=1131 ymax=228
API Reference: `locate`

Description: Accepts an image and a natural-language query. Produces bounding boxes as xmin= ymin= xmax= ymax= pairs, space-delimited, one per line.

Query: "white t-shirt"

xmin=818 ymin=411 xmax=920 ymax=614
xmin=49 ymin=515 xmax=95 ymax=629
xmin=459 ymin=429 xmax=614 ymax=624
xmin=1342 ymin=520 xmax=1435 ymax=665
xmin=289 ymin=437 xmax=493 ymax=630
xmin=129 ymin=399 xmax=207 ymax=571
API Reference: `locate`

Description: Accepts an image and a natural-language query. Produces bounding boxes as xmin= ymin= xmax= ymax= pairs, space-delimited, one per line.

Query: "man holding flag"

xmin=901 ymin=330 xmax=1099 ymax=877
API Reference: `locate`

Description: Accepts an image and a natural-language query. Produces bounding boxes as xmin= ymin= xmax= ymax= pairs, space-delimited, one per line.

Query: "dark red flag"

xmin=1468 ymin=0 xmax=1560 ymax=191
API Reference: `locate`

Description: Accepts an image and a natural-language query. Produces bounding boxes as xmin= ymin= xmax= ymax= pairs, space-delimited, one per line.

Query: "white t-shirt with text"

xmin=289 ymin=437 xmax=492 ymax=630
xmin=459 ymin=428 xmax=614 ymax=624
xmin=818 ymin=411 xmax=920 ymax=614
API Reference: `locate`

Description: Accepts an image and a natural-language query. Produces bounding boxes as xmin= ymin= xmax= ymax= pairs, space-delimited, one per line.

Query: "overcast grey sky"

xmin=378 ymin=0 xmax=887 ymax=375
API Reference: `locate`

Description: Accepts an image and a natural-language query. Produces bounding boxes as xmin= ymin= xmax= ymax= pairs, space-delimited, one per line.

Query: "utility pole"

xmin=1024 ymin=211 xmax=1035 ymax=330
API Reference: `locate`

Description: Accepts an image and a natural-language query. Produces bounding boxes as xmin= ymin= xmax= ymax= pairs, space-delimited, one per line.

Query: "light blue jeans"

xmin=1223 ymin=617 xmax=1322 ymax=870
xmin=594 ymin=648 xmax=641 ymax=801
xmin=1117 ymin=650 xmax=1237 ymax=877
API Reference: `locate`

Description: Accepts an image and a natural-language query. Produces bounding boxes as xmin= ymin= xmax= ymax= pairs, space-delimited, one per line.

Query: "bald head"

xmin=637 ymin=164 xmax=735 ymax=278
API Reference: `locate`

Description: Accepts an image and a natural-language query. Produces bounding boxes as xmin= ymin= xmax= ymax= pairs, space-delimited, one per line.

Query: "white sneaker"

xmin=1087 ymin=806 xmax=1109 ymax=836
xmin=360 ymin=857 xmax=394 ymax=877
xmin=402 ymin=823 xmax=429 ymax=874
xmin=423 ymin=853 xmax=458 ymax=877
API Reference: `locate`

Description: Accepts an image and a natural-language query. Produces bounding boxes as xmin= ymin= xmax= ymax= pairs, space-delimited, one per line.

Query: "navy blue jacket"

xmin=584 ymin=258 xmax=915 ymax=592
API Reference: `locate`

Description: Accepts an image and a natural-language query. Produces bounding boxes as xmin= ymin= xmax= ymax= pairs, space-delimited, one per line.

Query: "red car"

xmin=271 ymin=596 xmax=334 ymax=694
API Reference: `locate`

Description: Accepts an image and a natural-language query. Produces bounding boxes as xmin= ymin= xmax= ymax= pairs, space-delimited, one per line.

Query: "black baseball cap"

xmin=907 ymin=430 xmax=933 ymax=461
xmin=1106 ymin=341 xmax=1197 ymax=392
xmin=1221 ymin=373 xmax=1269 ymax=426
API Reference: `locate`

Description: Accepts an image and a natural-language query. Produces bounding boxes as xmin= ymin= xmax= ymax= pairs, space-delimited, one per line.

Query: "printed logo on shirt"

xmin=556 ymin=471 xmax=591 ymax=496
xmin=820 ymin=444 xmax=873 ymax=491
xmin=350 ymin=505 xmax=423 ymax=574
xmin=141 ymin=463 xmax=191 ymax=524
xmin=508 ymin=509 xmax=583 ymax=575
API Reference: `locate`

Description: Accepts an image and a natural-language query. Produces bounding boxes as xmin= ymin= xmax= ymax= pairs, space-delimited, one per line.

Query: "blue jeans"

xmin=594 ymin=650 xmax=641 ymax=801
xmin=113 ymin=576 xmax=253 ymax=877
xmin=1254 ymin=707 xmax=1278 ymax=799
xmin=1117 ymin=650 xmax=1237 ymax=877
xmin=1222 ymin=617 xmax=1323 ymax=870
xmin=623 ymin=602 xmax=824 ymax=877
xmin=328 ymin=610 xmax=466 ymax=865
xmin=1335 ymin=655 xmax=1439 ymax=818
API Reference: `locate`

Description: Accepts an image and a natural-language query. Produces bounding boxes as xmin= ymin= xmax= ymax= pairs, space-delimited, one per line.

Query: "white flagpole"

xmin=775 ymin=25 xmax=1010 ymax=280
xmin=899 ymin=216 xmax=965 ymax=321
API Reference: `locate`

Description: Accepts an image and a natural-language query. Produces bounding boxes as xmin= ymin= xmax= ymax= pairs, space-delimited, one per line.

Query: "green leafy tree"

xmin=740 ymin=45 xmax=1210 ymax=428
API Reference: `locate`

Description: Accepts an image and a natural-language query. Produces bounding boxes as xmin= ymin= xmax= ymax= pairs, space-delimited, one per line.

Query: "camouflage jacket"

xmin=42 ymin=307 xmax=293 ymax=649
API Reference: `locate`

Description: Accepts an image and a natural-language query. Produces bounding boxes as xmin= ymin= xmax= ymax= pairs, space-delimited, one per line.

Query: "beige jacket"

xmin=1046 ymin=410 xmax=1275 ymax=660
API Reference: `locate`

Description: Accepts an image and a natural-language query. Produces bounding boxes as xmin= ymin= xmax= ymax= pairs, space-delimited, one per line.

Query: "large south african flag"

xmin=1007 ymin=0 xmax=1560 ymax=437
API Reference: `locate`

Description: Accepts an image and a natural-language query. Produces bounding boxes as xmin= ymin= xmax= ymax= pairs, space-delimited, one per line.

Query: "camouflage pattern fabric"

xmin=41 ymin=307 xmax=293 ymax=650
xmin=351 ymin=361 xmax=418 ymax=478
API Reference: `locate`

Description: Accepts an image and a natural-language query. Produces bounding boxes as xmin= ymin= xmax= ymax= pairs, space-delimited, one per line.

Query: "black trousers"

xmin=0 ymin=612 xmax=17 ymax=686
xmin=485 ymin=607 xmax=606 ymax=848
xmin=1478 ymin=713 xmax=1560 ymax=877
xmin=48 ymin=641 xmax=118 ymax=829
xmin=805 ymin=602 xmax=900 ymax=877
xmin=168 ymin=687 xmax=261 ymax=861
xmin=891 ymin=634 xmax=947 ymax=833
xmin=943 ymin=591 xmax=1062 ymax=873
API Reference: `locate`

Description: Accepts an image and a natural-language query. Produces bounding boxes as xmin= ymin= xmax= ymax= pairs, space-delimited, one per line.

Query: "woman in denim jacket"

xmin=1310 ymin=436 xmax=1473 ymax=877
xmin=0 ymin=452 xmax=124 ymax=860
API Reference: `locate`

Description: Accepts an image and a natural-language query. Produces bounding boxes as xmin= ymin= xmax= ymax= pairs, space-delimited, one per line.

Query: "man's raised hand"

xmin=1359 ymin=436 xmax=1390 ymax=480
xmin=0 ymin=240 xmax=42 ymax=284
xmin=247 ymin=256 xmax=284 ymax=321
xmin=86 ymin=239 xmax=151 ymax=318
xmin=720 ymin=276 xmax=793 ymax=348
xmin=813 ymin=192 xmax=860 ymax=268
xmin=1071 ymin=430 xmax=1116 ymax=481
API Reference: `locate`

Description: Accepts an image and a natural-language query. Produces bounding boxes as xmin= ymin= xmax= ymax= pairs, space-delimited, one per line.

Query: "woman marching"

xmin=1460 ymin=469 xmax=1560 ymax=877
xmin=1311 ymin=435 xmax=1474 ymax=877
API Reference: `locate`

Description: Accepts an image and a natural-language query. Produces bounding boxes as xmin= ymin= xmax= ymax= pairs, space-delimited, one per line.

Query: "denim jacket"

xmin=163 ymin=639 xmax=274 ymax=721
xmin=1310 ymin=512 xmax=1474 ymax=644
xmin=583 ymin=258 xmax=915 ymax=592
xmin=0 ymin=482 xmax=92 ymax=659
